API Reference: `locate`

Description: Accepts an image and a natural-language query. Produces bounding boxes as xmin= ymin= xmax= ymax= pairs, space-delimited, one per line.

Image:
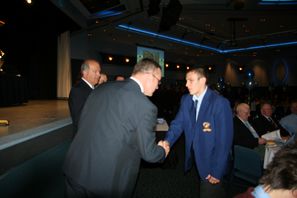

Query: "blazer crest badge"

xmin=202 ymin=122 xmax=212 ymax=132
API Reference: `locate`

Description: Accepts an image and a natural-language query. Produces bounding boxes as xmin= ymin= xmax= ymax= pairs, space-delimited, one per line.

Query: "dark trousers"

xmin=200 ymin=180 xmax=226 ymax=198
xmin=189 ymin=147 xmax=226 ymax=198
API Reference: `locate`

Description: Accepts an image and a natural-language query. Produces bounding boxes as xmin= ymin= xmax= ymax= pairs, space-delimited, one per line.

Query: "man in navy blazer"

xmin=68 ymin=59 xmax=101 ymax=135
xmin=64 ymin=58 xmax=169 ymax=197
xmin=163 ymin=68 xmax=233 ymax=198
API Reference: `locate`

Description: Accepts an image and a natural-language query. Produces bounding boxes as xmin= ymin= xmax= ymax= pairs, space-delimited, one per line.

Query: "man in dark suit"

xmin=68 ymin=59 xmax=101 ymax=135
xmin=252 ymin=102 xmax=289 ymax=137
xmin=63 ymin=58 xmax=169 ymax=198
xmin=162 ymin=68 xmax=233 ymax=198
xmin=233 ymin=103 xmax=266 ymax=149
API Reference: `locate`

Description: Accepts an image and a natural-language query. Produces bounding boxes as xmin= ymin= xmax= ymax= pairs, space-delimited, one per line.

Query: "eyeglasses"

xmin=151 ymin=73 xmax=161 ymax=85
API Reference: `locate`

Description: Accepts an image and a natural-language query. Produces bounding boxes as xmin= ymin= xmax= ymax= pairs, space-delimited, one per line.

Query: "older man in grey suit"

xmin=63 ymin=58 xmax=169 ymax=198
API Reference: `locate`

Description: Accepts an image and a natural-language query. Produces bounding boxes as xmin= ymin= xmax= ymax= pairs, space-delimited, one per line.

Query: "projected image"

xmin=137 ymin=46 xmax=165 ymax=77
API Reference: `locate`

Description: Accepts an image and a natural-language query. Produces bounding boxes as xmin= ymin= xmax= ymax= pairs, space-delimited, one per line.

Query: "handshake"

xmin=158 ymin=140 xmax=170 ymax=157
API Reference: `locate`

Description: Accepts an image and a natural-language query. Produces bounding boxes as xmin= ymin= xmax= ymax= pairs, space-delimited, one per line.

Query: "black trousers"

xmin=190 ymin=147 xmax=226 ymax=198
xmin=200 ymin=180 xmax=226 ymax=198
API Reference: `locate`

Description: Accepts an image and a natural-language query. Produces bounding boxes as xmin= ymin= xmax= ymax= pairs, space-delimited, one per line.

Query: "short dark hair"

xmin=132 ymin=58 xmax=161 ymax=75
xmin=259 ymin=143 xmax=297 ymax=192
xmin=187 ymin=67 xmax=208 ymax=83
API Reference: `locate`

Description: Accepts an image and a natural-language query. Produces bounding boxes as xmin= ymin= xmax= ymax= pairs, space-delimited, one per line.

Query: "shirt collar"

xmin=130 ymin=76 xmax=144 ymax=93
xmin=82 ymin=77 xmax=94 ymax=89
xmin=237 ymin=115 xmax=247 ymax=123
xmin=252 ymin=185 xmax=270 ymax=198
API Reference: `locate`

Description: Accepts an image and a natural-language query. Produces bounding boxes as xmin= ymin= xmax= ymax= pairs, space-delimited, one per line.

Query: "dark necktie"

xmin=194 ymin=99 xmax=198 ymax=110
xmin=193 ymin=99 xmax=198 ymax=121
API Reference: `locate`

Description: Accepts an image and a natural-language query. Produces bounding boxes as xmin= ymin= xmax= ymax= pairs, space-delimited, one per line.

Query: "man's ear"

xmin=200 ymin=76 xmax=207 ymax=83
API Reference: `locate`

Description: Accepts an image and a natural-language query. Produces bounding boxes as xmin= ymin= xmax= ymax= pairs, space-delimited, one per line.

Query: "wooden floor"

xmin=0 ymin=100 xmax=71 ymax=150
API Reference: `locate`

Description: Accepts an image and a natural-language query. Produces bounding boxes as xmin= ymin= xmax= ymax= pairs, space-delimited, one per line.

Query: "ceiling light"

xmin=0 ymin=20 xmax=5 ymax=26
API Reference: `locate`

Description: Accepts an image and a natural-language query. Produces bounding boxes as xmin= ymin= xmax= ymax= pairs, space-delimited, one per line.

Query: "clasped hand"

xmin=206 ymin=174 xmax=220 ymax=184
xmin=158 ymin=140 xmax=170 ymax=157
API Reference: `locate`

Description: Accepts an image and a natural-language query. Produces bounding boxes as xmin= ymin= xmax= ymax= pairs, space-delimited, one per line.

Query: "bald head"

xmin=236 ymin=103 xmax=250 ymax=121
xmin=81 ymin=59 xmax=101 ymax=86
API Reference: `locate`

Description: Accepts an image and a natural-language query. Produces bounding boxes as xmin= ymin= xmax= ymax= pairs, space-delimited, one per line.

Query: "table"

xmin=155 ymin=119 xmax=169 ymax=132
xmin=263 ymin=144 xmax=281 ymax=169
xmin=142 ymin=119 xmax=178 ymax=168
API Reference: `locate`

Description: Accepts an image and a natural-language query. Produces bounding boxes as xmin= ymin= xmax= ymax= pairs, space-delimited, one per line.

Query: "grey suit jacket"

xmin=63 ymin=79 xmax=165 ymax=197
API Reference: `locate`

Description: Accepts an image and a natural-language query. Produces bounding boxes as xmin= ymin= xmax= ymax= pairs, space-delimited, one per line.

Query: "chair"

xmin=231 ymin=145 xmax=263 ymax=186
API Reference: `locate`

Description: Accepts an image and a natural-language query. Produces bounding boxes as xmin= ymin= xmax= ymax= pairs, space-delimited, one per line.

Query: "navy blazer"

xmin=165 ymin=88 xmax=233 ymax=180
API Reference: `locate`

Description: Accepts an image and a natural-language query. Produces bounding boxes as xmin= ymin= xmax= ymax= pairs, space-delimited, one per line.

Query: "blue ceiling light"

xmin=91 ymin=3 xmax=126 ymax=19
xmin=117 ymin=24 xmax=297 ymax=54
xmin=117 ymin=24 xmax=222 ymax=53
xmin=222 ymin=41 xmax=297 ymax=53
xmin=259 ymin=0 xmax=297 ymax=5
xmin=93 ymin=10 xmax=123 ymax=19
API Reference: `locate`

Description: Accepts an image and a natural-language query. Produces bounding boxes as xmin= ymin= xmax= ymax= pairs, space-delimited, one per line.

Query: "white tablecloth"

xmin=264 ymin=145 xmax=281 ymax=169
xmin=155 ymin=119 xmax=169 ymax=132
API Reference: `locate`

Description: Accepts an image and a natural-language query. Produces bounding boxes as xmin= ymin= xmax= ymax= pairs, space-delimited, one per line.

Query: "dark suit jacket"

xmin=233 ymin=116 xmax=258 ymax=149
xmin=68 ymin=79 xmax=93 ymax=134
xmin=63 ymin=79 xmax=165 ymax=197
xmin=165 ymin=88 xmax=233 ymax=180
xmin=252 ymin=114 xmax=289 ymax=137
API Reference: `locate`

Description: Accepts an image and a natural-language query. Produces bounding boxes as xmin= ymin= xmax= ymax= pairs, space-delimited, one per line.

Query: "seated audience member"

xmin=233 ymin=103 xmax=266 ymax=149
xmin=68 ymin=59 xmax=101 ymax=135
xmin=98 ymin=73 xmax=108 ymax=85
xmin=234 ymin=142 xmax=297 ymax=198
xmin=280 ymin=100 xmax=297 ymax=140
xmin=114 ymin=75 xmax=125 ymax=81
xmin=252 ymin=102 xmax=290 ymax=137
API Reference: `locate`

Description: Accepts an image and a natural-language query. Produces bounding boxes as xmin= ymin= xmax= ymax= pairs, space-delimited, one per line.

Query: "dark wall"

xmin=0 ymin=0 xmax=79 ymax=99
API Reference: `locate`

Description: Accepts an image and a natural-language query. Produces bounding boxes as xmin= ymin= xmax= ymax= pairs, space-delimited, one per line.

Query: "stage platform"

xmin=0 ymin=100 xmax=73 ymax=174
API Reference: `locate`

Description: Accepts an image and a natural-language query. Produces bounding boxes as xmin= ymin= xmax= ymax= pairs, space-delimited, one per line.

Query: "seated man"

xmin=235 ymin=142 xmax=297 ymax=198
xmin=252 ymin=102 xmax=290 ymax=137
xmin=233 ymin=103 xmax=266 ymax=149
xmin=280 ymin=100 xmax=297 ymax=141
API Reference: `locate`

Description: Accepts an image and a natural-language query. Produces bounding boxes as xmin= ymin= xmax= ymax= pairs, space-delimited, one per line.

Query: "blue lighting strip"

xmin=222 ymin=41 xmax=297 ymax=53
xmin=93 ymin=10 xmax=123 ymax=19
xmin=117 ymin=24 xmax=297 ymax=54
xmin=259 ymin=0 xmax=297 ymax=5
xmin=117 ymin=24 xmax=222 ymax=53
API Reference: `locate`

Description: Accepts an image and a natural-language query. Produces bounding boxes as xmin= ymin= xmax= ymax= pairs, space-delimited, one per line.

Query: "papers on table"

xmin=262 ymin=129 xmax=296 ymax=146
xmin=261 ymin=130 xmax=285 ymax=143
